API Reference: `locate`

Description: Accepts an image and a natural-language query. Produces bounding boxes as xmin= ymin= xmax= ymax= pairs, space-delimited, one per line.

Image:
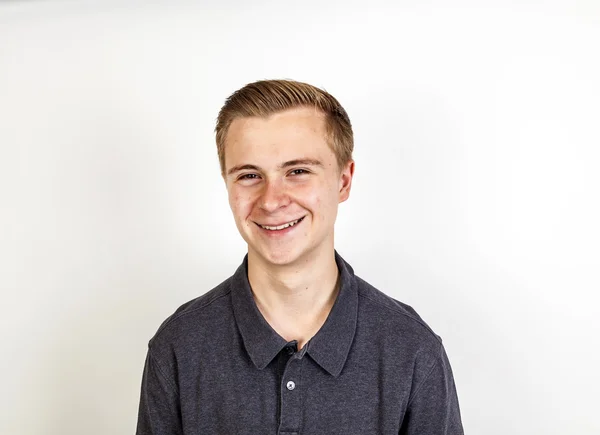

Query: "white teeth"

xmin=260 ymin=217 xmax=302 ymax=231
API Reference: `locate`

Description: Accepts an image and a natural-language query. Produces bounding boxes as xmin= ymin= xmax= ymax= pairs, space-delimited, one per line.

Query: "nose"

xmin=259 ymin=179 xmax=290 ymax=213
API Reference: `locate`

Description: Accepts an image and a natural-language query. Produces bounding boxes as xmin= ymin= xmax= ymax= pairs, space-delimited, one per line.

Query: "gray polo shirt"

xmin=136 ymin=251 xmax=463 ymax=434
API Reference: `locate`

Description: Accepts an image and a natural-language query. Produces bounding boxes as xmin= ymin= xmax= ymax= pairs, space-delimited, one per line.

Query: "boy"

xmin=136 ymin=79 xmax=463 ymax=434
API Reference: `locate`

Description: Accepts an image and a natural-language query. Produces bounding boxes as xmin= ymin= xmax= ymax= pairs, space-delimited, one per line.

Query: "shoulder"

xmin=147 ymin=276 xmax=233 ymax=350
xmin=354 ymin=274 xmax=443 ymax=353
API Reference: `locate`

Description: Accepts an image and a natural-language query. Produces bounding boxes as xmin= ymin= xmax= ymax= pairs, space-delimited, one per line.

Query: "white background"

xmin=1 ymin=1 xmax=599 ymax=434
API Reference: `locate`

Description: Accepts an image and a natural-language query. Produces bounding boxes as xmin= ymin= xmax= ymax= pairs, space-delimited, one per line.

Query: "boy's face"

xmin=223 ymin=106 xmax=354 ymax=267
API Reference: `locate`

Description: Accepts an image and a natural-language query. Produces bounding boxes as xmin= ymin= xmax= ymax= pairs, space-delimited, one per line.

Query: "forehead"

xmin=225 ymin=107 xmax=333 ymax=164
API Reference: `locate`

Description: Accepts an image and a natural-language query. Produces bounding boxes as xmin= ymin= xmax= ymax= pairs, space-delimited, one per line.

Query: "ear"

xmin=338 ymin=160 xmax=355 ymax=203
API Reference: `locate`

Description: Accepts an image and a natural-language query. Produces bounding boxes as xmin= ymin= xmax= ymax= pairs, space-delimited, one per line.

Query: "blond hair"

xmin=215 ymin=79 xmax=353 ymax=175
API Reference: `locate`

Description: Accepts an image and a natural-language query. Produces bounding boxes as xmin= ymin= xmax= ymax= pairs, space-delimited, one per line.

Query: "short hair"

xmin=215 ymin=79 xmax=353 ymax=176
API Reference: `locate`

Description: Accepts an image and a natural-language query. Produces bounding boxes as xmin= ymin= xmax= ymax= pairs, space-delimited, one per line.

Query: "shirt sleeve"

xmin=136 ymin=348 xmax=183 ymax=435
xmin=399 ymin=344 xmax=464 ymax=435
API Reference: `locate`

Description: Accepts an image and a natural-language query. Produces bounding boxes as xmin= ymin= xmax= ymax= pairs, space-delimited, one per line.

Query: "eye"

xmin=239 ymin=173 xmax=259 ymax=180
xmin=289 ymin=168 xmax=310 ymax=176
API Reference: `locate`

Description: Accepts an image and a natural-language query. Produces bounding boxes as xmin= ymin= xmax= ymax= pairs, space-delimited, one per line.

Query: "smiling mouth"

xmin=256 ymin=216 xmax=306 ymax=231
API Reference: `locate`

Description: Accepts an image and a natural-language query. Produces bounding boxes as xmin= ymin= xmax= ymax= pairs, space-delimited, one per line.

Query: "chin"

xmin=253 ymin=245 xmax=307 ymax=267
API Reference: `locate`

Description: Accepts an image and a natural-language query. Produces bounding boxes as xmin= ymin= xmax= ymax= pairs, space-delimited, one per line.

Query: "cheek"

xmin=299 ymin=184 xmax=336 ymax=222
xmin=229 ymin=192 xmax=255 ymax=219
xmin=297 ymin=186 xmax=320 ymax=207
xmin=228 ymin=193 xmax=240 ymax=210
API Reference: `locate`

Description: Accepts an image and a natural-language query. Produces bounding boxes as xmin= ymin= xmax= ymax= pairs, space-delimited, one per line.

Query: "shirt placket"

xmin=278 ymin=342 xmax=305 ymax=435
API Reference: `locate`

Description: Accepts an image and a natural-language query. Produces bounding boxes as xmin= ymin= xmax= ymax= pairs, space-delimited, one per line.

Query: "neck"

xmin=247 ymin=247 xmax=340 ymax=347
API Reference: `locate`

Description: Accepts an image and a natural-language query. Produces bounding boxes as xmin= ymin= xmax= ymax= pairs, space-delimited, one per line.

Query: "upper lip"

xmin=255 ymin=216 xmax=305 ymax=226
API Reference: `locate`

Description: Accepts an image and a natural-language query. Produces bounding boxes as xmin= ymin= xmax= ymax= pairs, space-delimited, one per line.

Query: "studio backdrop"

xmin=1 ymin=1 xmax=599 ymax=434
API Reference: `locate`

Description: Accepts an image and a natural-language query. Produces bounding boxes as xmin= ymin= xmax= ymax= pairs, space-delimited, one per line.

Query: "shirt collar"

xmin=230 ymin=250 xmax=358 ymax=378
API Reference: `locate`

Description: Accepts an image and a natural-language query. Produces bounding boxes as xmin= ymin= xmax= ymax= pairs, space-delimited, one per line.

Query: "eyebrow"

xmin=226 ymin=158 xmax=324 ymax=176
